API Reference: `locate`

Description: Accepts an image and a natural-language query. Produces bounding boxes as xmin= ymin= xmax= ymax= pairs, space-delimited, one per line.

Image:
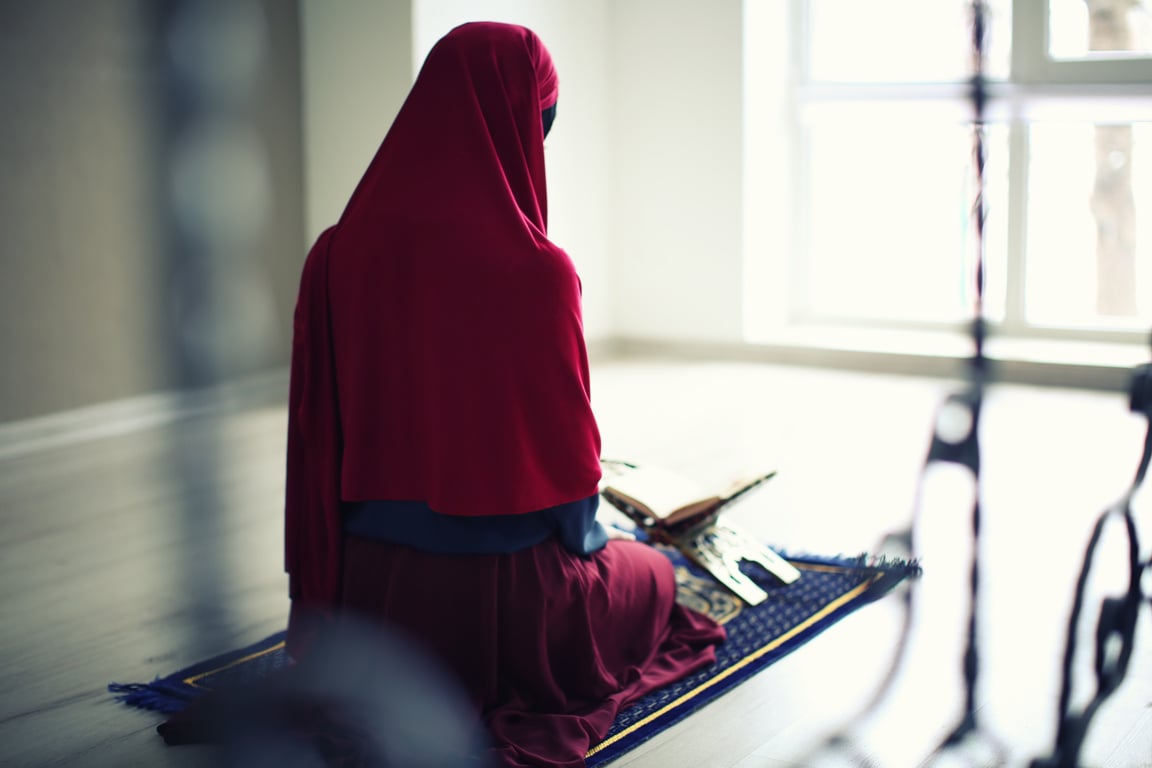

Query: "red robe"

xmin=284 ymin=22 xmax=724 ymax=766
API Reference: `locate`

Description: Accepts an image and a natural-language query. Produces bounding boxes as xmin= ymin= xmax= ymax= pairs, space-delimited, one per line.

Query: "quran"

xmin=599 ymin=462 xmax=801 ymax=605
xmin=600 ymin=463 xmax=776 ymax=530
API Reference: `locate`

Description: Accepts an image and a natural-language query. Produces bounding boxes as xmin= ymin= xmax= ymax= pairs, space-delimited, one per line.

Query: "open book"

xmin=599 ymin=462 xmax=777 ymax=532
xmin=599 ymin=461 xmax=800 ymax=604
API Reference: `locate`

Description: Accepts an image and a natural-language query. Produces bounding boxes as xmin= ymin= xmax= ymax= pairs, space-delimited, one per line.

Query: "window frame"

xmin=755 ymin=0 xmax=1152 ymax=348
xmin=1015 ymin=0 xmax=1152 ymax=84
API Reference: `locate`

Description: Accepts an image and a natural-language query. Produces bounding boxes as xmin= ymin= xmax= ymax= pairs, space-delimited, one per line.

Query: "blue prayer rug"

xmin=110 ymin=547 xmax=917 ymax=765
xmin=586 ymin=549 xmax=917 ymax=765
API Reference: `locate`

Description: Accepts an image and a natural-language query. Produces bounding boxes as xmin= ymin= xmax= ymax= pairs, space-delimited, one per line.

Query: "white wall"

xmin=299 ymin=0 xmax=749 ymax=345
xmin=0 ymin=1 xmax=307 ymax=423
xmin=299 ymin=0 xmax=414 ymax=244
xmin=609 ymin=0 xmax=747 ymax=343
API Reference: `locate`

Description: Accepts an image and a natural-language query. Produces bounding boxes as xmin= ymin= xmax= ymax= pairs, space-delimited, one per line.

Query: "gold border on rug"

xmin=184 ymin=639 xmax=287 ymax=689
xmin=585 ymin=568 xmax=884 ymax=758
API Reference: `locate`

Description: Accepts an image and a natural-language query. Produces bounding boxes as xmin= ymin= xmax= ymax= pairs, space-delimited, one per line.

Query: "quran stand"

xmin=598 ymin=460 xmax=801 ymax=605
xmin=659 ymin=516 xmax=801 ymax=606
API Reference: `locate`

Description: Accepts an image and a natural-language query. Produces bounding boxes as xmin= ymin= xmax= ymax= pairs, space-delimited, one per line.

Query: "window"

xmin=1048 ymin=0 xmax=1152 ymax=61
xmin=744 ymin=0 xmax=1152 ymax=346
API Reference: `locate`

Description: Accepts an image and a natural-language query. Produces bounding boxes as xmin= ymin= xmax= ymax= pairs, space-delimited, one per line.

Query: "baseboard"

xmin=603 ymin=335 xmax=1141 ymax=393
xmin=3 ymin=334 xmax=1142 ymax=461
xmin=0 ymin=368 xmax=290 ymax=461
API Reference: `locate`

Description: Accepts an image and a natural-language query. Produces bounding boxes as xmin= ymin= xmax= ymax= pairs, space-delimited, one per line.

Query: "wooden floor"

xmin=2 ymin=356 xmax=1151 ymax=767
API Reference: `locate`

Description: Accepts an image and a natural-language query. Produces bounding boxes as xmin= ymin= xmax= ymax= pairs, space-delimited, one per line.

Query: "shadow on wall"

xmin=0 ymin=0 xmax=306 ymax=425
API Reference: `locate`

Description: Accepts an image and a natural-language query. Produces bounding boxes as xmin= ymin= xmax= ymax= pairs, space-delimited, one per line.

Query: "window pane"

xmin=1026 ymin=122 xmax=1152 ymax=329
xmin=1049 ymin=0 xmax=1152 ymax=60
xmin=807 ymin=0 xmax=1011 ymax=82
xmin=803 ymin=115 xmax=1006 ymax=324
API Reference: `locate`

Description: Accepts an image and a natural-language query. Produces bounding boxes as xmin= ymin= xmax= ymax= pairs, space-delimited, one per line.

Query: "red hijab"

xmin=286 ymin=23 xmax=602 ymax=615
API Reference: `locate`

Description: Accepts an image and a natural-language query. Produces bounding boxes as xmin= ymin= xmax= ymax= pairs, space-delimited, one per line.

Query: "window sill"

xmin=599 ymin=327 xmax=1148 ymax=393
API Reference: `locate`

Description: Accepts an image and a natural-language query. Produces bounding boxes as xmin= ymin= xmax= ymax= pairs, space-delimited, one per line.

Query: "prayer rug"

xmin=110 ymin=547 xmax=917 ymax=766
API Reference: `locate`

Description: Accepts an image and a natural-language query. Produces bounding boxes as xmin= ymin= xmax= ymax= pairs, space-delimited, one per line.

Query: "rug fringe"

xmin=778 ymin=549 xmax=923 ymax=579
xmin=108 ymin=680 xmax=198 ymax=714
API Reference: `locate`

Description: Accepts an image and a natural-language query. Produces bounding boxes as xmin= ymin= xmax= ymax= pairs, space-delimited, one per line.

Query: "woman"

xmin=285 ymin=22 xmax=725 ymax=766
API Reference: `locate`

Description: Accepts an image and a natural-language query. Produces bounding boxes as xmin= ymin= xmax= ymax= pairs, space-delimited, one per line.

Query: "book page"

xmin=602 ymin=465 xmax=713 ymax=521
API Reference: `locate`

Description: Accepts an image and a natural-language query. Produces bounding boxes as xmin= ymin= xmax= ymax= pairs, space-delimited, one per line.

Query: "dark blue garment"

xmin=342 ymin=494 xmax=608 ymax=556
xmin=542 ymin=103 xmax=557 ymax=137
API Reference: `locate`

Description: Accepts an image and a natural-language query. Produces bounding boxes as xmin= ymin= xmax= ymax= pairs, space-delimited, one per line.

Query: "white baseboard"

xmin=0 ymin=368 xmax=289 ymax=461
xmin=602 ymin=333 xmax=1141 ymax=393
xmin=3 ymin=332 xmax=1142 ymax=461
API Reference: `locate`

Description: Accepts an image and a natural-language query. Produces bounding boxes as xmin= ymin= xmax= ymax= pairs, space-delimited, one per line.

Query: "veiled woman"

xmin=284 ymin=22 xmax=725 ymax=767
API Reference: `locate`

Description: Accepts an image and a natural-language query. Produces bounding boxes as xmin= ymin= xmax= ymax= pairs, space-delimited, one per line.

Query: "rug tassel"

xmin=108 ymin=680 xmax=196 ymax=714
xmin=779 ymin=550 xmax=924 ymax=579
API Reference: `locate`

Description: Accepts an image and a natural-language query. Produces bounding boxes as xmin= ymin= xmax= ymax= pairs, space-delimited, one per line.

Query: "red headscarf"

xmin=286 ymin=23 xmax=602 ymax=615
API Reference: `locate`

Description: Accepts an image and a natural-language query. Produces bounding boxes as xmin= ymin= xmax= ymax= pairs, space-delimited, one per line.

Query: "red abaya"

xmin=283 ymin=22 xmax=725 ymax=766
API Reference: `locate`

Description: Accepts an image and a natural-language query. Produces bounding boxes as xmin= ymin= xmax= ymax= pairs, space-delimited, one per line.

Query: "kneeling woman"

xmin=285 ymin=22 xmax=726 ymax=766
